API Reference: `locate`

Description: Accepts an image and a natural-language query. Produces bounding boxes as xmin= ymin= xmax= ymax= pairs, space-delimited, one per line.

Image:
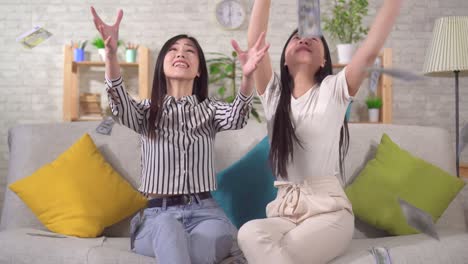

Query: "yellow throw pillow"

xmin=9 ymin=133 xmax=147 ymax=238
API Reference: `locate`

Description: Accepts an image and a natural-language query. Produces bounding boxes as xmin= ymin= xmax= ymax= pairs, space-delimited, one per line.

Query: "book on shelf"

xmin=78 ymin=114 xmax=104 ymax=121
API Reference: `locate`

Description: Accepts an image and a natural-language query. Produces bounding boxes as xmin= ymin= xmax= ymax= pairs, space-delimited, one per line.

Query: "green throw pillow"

xmin=212 ymin=137 xmax=277 ymax=228
xmin=345 ymin=133 xmax=465 ymax=235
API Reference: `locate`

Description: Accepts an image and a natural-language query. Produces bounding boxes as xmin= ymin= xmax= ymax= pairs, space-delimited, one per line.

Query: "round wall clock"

xmin=215 ymin=0 xmax=247 ymax=30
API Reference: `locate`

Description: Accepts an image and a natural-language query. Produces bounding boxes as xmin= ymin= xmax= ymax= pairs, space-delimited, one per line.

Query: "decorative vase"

xmin=98 ymin=48 xmax=106 ymax=61
xmin=73 ymin=48 xmax=85 ymax=62
xmin=368 ymin=108 xmax=380 ymax=123
xmin=337 ymin=44 xmax=356 ymax=64
xmin=125 ymin=49 xmax=137 ymax=63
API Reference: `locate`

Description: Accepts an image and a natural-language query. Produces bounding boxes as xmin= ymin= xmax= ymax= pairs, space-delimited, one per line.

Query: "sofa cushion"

xmin=87 ymin=237 xmax=155 ymax=264
xmin=0 ymin=229 xmax=243 ymax=264
xmin=0 ymin=228 xmax=156 ymax=264
xmin=345 ymin=133 xmax=465 ymax=235
xmin=8 ymin=133 xmax=147 ymax=237
xmin=212 ymin=136 xmax=277 ymax=228
xmin=0 ymin=228 xmax=107 ymax=264
xmin=345 ymin=124 xmax=467 ymax=238
xmin=90 ymin=237 xmax=246 ymax=264
xmin=330 ymin=229 xmax=468 ymax=264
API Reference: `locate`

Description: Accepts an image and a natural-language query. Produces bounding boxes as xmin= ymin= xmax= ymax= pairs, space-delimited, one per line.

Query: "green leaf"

xmin=225 ymin=64 xmax=234 ymax=75
xmin=209 ymin=64 xmax=221 ymax=75
xmin=218 ymin=86 xmax=226 ymax=98
xmin=225 ymin=95 xmax=235 ymax=103
xmin=365 ymin=96 xmax=383 ymax=109
xmin=91 ymin=37 xmax=105 ymax=49
xmin=251 ymin=108 xmax=262 ymax=123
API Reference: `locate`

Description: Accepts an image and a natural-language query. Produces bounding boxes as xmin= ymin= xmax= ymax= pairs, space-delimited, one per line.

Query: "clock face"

xmin=215 ymin=0 xmax=246 ymax=30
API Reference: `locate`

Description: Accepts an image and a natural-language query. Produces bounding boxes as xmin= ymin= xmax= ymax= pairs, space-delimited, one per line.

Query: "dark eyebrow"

xmin=173 ymin=41 xmax=195 ymax=48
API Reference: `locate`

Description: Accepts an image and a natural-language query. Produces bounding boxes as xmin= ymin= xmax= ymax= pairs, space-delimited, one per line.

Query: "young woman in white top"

xmin=237 ymin=1 xmax=403 ymax=263
xmin=90 ymin=6 xmax=269 ymax=264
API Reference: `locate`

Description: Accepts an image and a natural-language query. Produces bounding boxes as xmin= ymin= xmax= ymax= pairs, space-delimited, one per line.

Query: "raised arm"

xmin=90 ymin=6 xmax=122 ymax=79
xmin=346 ymin=0 xmax=403 ymax=96
xmin=91 ymin=7 xmax=149 ymax=134
xmin=232 ymin=32 xmax=270 ymax=97
xmin=248 ymin=0 xmax=273 ymax=95
xmin=212 ymin=34 xmax=270 ymax=132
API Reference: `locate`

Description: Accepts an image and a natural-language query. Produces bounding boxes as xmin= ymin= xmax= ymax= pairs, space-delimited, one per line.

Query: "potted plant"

xmin=206 ymin=51 xmax=262 ymax=123
xmin=125 ymin=42 xmax=139 ymax=63
xmin=91 ymin=37 xmax=122 ymax=61
xmin=365 ymin=96 xmax=382 ymax=123
xmin=323 ymin=0 xmax=369 ymax=64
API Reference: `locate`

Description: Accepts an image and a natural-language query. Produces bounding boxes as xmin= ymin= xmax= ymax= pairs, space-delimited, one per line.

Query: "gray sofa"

xmin=1 ymin=121 xmax=467 ymax=264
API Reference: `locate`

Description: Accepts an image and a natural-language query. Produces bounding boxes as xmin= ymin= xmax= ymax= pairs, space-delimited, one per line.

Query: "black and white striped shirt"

xmin=106 ymin=76 xmax=253 ymax=195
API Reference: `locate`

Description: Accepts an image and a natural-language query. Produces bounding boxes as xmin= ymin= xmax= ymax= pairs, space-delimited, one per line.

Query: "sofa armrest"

xmin=0 ymin=187 xmax=4 ymax=222
xmin=460 ymin=179 xmax=468 ymax=230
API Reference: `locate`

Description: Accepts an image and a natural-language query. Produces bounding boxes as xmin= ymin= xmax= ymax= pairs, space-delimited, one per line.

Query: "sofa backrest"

xmin=0 ymin=122 xmax=465 ymax=238
xmin=0 ymin=120 xmax=268 ymax=236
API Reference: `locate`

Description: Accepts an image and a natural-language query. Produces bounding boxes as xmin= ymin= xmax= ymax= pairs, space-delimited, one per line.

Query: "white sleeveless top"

xmin=259 ymin=68 xmax=352 ymax=183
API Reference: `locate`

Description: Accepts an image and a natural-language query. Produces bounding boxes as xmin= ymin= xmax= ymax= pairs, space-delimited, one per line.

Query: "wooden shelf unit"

xmin=63 ymin=45 xmax=151 ymax=121
xmin=333 ymin=48 xmax=393 ymax=124
xmin=461 ymin=163 xmax=468 ymax=179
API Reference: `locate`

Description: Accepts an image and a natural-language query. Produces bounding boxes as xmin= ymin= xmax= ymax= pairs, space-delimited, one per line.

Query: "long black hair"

xmin=147 ymin=35 xmax=208 ymax=135
xmin=269 ymin=30 xmax=350 ymax=182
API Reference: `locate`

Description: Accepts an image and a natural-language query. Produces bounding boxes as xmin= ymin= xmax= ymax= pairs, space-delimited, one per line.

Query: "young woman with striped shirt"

xmin=91 ymin=6 xmax=269 ymax=264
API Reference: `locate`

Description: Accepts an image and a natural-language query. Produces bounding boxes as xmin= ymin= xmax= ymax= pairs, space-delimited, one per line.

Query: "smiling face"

xmin=284 ymin=33 xmax=326 ymax=74
xmin=163 ymin=38 xmax=200 ymax=81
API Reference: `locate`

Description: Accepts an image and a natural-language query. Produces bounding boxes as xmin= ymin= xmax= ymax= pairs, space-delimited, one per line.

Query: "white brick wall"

xmin=1 ymin=0 xmax=468 ymax=215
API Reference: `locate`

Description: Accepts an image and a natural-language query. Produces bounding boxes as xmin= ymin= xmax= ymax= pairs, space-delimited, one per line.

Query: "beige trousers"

xmin=238 ymin=177 xmax=354 ymax=264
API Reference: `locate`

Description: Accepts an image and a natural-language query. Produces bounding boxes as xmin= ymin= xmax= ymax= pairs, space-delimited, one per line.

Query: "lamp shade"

xmin=423 ymin=16 xmax=468 ymax=75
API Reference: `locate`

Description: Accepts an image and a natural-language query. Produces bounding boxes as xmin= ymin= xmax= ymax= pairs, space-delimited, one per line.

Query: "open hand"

xmin=231 ymin=32 xmax=270 ymax=78
xmin=90 ymin=6 xmax=123 ymax=55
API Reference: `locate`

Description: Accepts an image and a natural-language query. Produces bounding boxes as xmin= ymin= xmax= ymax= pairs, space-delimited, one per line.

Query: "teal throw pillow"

xmin=212 ymin=137 xmax=277 ymax=228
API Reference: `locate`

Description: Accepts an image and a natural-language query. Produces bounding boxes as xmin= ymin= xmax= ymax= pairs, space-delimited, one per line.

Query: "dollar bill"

xmin=398 ymin=198 xmax=439 ymax=240
xmin=298 ymin=0 xmax=322 ymax=38
xmin=16 ymin=26 xmax=52 ymax=49
xmin=27 ymin=232 xmax=67 ymax=238
xmin=366 ymin=67 xmax=424 ymax=82
xmin=96 ymin=116 xmax=115 ymax=136
xmin=369 ymin=247 xmax=392 ymax=264
xmin=368 ymin=58 xmax=382 ymax=95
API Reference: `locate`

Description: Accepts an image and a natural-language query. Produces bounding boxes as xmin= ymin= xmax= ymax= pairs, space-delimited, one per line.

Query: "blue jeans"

xmin=130 ymin=196 xmax=237 ymax=264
